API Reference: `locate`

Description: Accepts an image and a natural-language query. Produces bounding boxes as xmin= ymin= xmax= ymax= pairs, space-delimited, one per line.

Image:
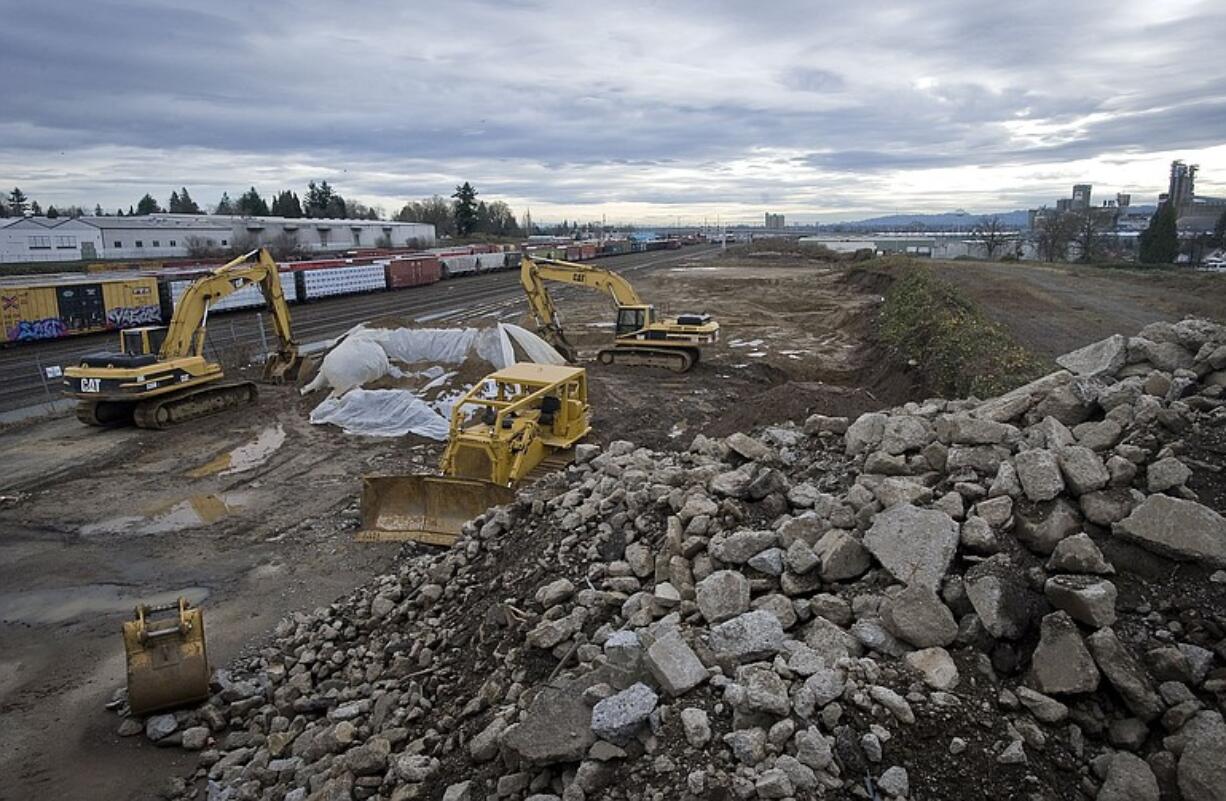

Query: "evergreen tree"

xmin=178 ymin=187 xmax=201 ymax=214
xmin=1139 ymin=203 xmax=1179 ymax=264
xmin=46 ymin=205 xmax=59 ymax=218
xmin=214 ymin=193 xmax=235 ymax=215
xmin=1212 ymin=209 xmax=1226 ymax=248
xmin=7 ymin=187 xmax=28 ymax=216
xmin=237 ymin=187 xmax=270 ymax=216
xmin=305 ymin=181 xmax=338 ymax=217
xmin=0 ymin=199 xmax=8 ymax=218
xmin=136 ymin=193 xmax=161 ymax=215
xmin=271 ymin=190 xmax=303 ymax=218
xmin=452 ymin=182 xmax=478 ymax=236
xmin=94 ymin=204 xmax=104 ymax=216
xmin=128 ymin=205 xmax=135 ymax=216
xmin=30 ymin=200 xmax=43 ymax=216
xmin=168 ymin=190 xmax=181 ymax=213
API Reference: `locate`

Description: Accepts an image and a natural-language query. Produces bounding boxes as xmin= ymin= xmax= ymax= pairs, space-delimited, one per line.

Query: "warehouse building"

xmin=158 ymin=213 xmax=436 ymax=252
xmin=0 ymin=214 xmax=436 ymax=264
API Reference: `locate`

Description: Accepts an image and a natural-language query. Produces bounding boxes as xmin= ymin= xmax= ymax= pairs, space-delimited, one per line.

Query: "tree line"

xmin=394 ymin=182 xmax=521 ymax=238
xmin=2 ymin=181 xmax=534 ymax=240
xmin=1 ymin=181 xmax=383 ymax=222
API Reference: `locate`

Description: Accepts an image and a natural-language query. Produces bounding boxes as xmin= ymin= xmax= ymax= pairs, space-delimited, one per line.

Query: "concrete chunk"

xmin=644 ymin=633 xmax=707 ymax=697
xmin=1115 ymin=495 xmax=1226 ymax=568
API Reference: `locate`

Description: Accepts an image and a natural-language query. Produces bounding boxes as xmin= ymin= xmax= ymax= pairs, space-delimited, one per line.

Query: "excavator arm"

xmin=519 ymin=256 xmax=646 ymax=361
xmin=162 ymin=248 xmax=302 ymax=382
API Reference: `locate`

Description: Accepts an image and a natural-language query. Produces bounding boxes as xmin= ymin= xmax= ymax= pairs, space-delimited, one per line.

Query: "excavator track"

xmin=596 ymin=346 xmax=699 ymax=373
xmin=132 ymin=382 xmax=259 ymax=430
xmin=76 ymin=400 xmax=136 ymax=427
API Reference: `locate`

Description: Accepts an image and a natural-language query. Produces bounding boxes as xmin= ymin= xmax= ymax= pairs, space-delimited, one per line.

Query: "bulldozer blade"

xmin=357 ymin=475 xmax=516 ymax=545
xmin=122 ymin=599 xmax=210 ymax=716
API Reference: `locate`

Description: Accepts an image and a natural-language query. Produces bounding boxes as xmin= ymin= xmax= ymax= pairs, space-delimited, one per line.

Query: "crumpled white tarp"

xmin=309 ymin=388 xmax=451 ymax=439
xmin=302 ymin=336 xmax=392 ymax=396
xmin=304 ymin=324 xmax=564 ymax=439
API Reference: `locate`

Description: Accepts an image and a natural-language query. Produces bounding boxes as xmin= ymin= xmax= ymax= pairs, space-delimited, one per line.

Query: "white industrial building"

xmin=0 ymin=213 xmax=436 ymax=264
xmin=159 ymin=213 xmax=435 ymax=252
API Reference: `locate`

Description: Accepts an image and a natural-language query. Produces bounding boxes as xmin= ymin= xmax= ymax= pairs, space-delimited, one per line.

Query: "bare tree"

xmin=184 ymin=235 xmax=223 ymax=259
xmin=1034 ymin=212 xmax=1077 ymax=262
xmin=972 ymin=215 xmax=1011 ymax=260
xmin=1070 ymin=209 xmax=1108 ymax=263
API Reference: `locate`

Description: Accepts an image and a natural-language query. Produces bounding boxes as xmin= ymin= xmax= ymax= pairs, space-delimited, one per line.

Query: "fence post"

xmin=257 ymin=312 xmax=269 ymax=359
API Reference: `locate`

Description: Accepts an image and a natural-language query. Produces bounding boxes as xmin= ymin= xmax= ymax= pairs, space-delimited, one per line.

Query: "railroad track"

xmin=0 ymin=246 xmax=719 ymax=412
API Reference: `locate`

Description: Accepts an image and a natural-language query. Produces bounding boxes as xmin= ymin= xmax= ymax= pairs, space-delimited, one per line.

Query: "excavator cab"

xmin=122 ymin=326 xmax=169 ymax=357
xmin=615 ymin=305 xmax=655 ymax=337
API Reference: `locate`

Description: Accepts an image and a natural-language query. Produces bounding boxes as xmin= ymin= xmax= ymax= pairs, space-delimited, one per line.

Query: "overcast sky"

xmin=2 ymin=0 xmax=1224 ymax=223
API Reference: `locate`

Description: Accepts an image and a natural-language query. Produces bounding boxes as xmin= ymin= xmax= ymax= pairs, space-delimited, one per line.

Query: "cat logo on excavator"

xmin=357 ymin=363 xmax=591 ymax=545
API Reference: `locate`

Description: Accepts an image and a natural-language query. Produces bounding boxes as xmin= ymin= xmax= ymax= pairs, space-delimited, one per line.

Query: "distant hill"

xmin=832 ymin=210 xmax=1032 ymax=230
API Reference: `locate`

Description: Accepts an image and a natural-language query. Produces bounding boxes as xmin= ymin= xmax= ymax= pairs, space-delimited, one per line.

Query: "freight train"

xmin=0 ymin=238 xmax=688 ymax=344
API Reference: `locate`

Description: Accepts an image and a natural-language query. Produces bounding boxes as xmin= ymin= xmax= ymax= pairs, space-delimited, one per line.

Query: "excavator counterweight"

xmin=519 ymin=256 xmax=719 ymax=373
xmin=63 ymin=248 xmax=301 ymax=429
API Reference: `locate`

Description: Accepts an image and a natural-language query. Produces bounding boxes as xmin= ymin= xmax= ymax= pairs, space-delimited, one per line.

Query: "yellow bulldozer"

xmin=63 ymin=248 xmax=302 ymax=429
xmin=358 ymin=362 xmax=591 ymax=545
xmin=520 ymin=256 xmax=720 ymax=373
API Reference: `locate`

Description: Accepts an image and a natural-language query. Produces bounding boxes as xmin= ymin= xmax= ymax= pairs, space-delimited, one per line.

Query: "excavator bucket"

xmin=122 ymin=598 xmax=210 ymax=716
xmin=356 ymin=475 xmax=516 ymax=545
xmin=262 ymin=350 xmax=303 ymax=384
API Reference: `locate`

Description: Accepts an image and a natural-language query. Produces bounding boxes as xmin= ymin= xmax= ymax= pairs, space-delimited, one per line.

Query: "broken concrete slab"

xmin=1055 ymin=335 xmax=1128 ymax=378
xmin=863 ymin=504 xmax=959 ymax=589
xmin=1114 ymin=495 xmax=1226 ymax=568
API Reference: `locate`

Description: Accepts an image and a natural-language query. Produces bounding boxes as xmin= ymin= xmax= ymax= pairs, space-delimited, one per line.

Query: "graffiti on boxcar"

xmin=106 ymin=305 xmax=161 ymax=328
xmin=8 ymin=317 xmax=68 ymax=342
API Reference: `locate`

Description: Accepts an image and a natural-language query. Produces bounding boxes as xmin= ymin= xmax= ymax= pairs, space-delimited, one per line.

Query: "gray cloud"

xmin=0 ymin=0 xmax=1223 ymax=221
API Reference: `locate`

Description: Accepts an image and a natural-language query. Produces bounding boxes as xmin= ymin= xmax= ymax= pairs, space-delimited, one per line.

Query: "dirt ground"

xmin=2 ymin=251 xmax=1220 ymax=800
xmin=925 ymin=260 xmax=1226 ymax=360
xmin=0 ymin=253 xmax=905 ymax=801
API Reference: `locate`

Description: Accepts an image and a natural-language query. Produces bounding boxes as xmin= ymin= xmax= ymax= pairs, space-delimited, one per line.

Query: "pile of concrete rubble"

xmin=139 ymin=319 xmax=1226 ymax=801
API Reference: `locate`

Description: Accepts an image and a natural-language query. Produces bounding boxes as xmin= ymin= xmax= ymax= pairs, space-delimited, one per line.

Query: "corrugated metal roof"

xmin=79 ymin=217 xmax=229 ymax=231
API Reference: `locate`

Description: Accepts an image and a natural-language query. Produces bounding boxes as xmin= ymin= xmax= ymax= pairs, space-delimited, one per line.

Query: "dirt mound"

xmin=706 ymin=380 xmax=887 ymax=437
xmin=141 ymin=317 xmax=1226 ymax=801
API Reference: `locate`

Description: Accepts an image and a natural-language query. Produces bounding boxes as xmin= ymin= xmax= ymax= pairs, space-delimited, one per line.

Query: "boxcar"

xmin=1 ymin=274 xmax=161 ymax=344
xmin=384 ymin=256 xmax=441 ymax=289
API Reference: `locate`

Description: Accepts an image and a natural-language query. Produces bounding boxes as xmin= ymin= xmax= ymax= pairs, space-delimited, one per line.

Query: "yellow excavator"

xmin=64 ymin=248 xmax=302 ymax=429
xmin=358 ymin=362 xmax=591 ymax=545
xmin=520 ymin=256 xmax=719 ymax=372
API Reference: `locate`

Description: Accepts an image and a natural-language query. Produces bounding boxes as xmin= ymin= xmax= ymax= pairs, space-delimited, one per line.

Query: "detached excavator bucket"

xmin=122 ymin=598 xmax=210 ymax=716
xmin=357 ymin=475 xmax=516 ymax=545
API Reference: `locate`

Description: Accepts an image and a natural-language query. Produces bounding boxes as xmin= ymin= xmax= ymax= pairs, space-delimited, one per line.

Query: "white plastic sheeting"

xmin=304 ymin=324 xmax=564 ymax=440
xmin=302 ymin=336 xmax=392 ymax=396
xmin=309 ymin=389 xmax=451 ymax=439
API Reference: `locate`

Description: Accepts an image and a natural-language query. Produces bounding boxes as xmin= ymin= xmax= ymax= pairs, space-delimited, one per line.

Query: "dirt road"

xmin=927 ymin=260 xmax=1226 ymax=359
xmin=0 ymin=252 xmax=901 ymax=801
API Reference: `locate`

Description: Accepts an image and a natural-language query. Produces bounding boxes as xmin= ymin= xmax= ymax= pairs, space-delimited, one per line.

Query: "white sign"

xmin=44 ymin=365 xmax=63 ymax=379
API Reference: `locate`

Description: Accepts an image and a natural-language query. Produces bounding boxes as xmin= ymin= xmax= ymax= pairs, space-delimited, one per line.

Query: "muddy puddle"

xmin=0 ymin=584 xmax=209 ymax=625
xmin=186 ymin=424 xmax=286 ymax=478
xmin=80 ymin=492 xmax=251 ymax=536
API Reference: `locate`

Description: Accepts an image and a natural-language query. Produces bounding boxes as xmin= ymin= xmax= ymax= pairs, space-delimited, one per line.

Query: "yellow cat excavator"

xmin=64 ymin=248 xmax=302 ymax=429
xmin=520 ymin=256 xmax=719 ymax=373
